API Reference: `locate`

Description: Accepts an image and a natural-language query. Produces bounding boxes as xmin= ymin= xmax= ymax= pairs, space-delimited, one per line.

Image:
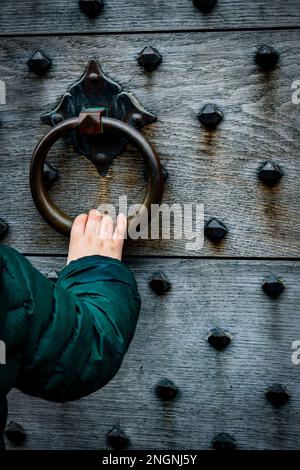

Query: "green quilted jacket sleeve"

xmin=0 ymin=246 xmax=141 ymax=403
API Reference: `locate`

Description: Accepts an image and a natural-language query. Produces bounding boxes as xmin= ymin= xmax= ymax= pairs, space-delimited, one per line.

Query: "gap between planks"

xmin=0 ymin=25 xmax=299 ymax=39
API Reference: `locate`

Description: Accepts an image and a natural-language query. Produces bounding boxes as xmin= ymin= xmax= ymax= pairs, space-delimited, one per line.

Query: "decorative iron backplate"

xmin=41 ymin=59 xmax=157 ymax=175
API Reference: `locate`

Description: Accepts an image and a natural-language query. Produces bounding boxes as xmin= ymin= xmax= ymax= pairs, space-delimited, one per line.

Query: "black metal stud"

xmin=79 ymin=0 xmax=104 ymax=17
xmin=265 ymin=384 xmax=289 ymax=407
xmin=0 ymin=218 xmax=9 ymax=240
xmin=212 ymin=433 xmax=237 ymax=450
xmin=198 ymin=104 xmax=223 ymax=129
xmin=130 ymin=113 xmax=143 ymax=128
xmin=52 ymin=113 xmax=65 ymax=125
xmin=27 ymin=50 xmax=52 ymax=76
xmin=43 ymin=162 xmax=59 ymax=189
xmin=4 ymin=422 xmax=27 ymax=445
xmin=262 ymin=274 xmax=285 ymax=298
xmin=204 ymin=218 xmax=228 ymax=243
xmin=155 ymin=378 xmax=179 ymax=401
xmin=257 ymin=161 xmax=283 ymax=186
xmin=255 ymin=45 xmax=279 ymax=70
xmin=208 ymin=327 xmax=231 ymax=350
xmin=138 ymin=46 xmax=162 ymax=72
xmin=149 ymin=272 xmax=171 ymax=295
xmin=193 ymin=0 xmax=217 ymax=13
xmin=106 ymin=426 xmax=130 ymax=449
xmin=47 ymin=271 xmax=59 ymax=283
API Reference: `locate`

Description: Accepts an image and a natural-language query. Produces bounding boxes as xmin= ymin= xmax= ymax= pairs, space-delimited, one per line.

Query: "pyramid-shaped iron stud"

xmin=79 ymin=0 xmax=104 ymax=17
xmin=149 ymin=272 xmax=171 ymax=295
xmin=262 ymin=274 xmax=285 ymax=298
xmin=0 ymin=218 xmax=8 ymax=240
xmin=106 ymin=426 xmax=130 ymax=449
xmin=198 ymin=104 xmax=223 ymax=129
xmin=155 ymin=378 xmax=179 ymax=401
xmin=204 ymin=218 xmax=228 ymax=243
xmin=193 ymin=0 xmax=218 ymax=13
xmin=212 ymin=433 xmax=237 ymax=450
xmin=265 ymin=384 xmax=289 ymax=407
xmin=27 ymin=50 xmax=52 ymax=76
xmin=255 ymin=45 xmax=279 ymax=70
xmin=4 ymin=422 xmax=27 ymax=445
xmin=43 ymin=162 xmax=59 ymax=189
xmin=208 ymin=327 xmax=231 ymax=350
xmin=257 ymin=161 xmax=283 ymax=186
xmin=138 ymin=46 xmax=162 ymax=72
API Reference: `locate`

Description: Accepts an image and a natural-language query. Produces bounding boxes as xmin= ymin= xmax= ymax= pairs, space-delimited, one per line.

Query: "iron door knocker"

xmin=30 ymin=60 xmax=164 ymax=237
xmin=30 ymin=109 xmax=164 ymax=236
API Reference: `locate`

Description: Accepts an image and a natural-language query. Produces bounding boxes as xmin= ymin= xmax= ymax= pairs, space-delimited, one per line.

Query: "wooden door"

xmin=1 ymin=0 xmax=300 ymax=450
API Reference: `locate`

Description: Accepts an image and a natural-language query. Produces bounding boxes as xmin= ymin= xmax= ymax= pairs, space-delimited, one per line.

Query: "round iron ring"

xmin=30 ymin=114 xmax=164 ymax=237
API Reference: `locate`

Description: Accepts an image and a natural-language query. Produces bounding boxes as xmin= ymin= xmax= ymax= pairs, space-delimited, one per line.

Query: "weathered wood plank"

xmin=0 ymin=0 xmax=299 ymax=34
xmin=0 ymin=31 xmax=299 ymax=256
xmin=6 ymin=257 xmax=300 ymax=450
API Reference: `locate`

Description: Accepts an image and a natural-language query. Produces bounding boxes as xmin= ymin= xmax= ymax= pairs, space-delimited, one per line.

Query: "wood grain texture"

xmin=0 ymin=0 xmax=299 ymax=34
xmin=0 ymin=31 xmax=299 ymax=256
xmin=5 ymin=257 xmax=300 ymax=450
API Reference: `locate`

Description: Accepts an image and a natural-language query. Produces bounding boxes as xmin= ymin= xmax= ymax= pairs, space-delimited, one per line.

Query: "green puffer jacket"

xmin=0 ymin=245 xmax=141 ymax=449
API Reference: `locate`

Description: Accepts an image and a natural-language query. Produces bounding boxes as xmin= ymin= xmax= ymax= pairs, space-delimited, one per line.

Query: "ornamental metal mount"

xmin=41 ymin=59 xmax=157 ymax=175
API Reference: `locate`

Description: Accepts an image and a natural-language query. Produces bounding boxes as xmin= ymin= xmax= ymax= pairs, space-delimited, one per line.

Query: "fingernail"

xmin=90 ymin=209 xmax=101 ymax=216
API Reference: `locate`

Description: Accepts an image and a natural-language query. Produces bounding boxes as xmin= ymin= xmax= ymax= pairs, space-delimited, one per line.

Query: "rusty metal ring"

xmin=30 ymin=112 xmax=164 ymax=237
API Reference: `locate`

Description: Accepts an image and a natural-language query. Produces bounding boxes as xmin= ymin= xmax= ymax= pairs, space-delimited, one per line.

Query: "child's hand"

xmin=67 ymin=210 xmax=127 ymax=265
